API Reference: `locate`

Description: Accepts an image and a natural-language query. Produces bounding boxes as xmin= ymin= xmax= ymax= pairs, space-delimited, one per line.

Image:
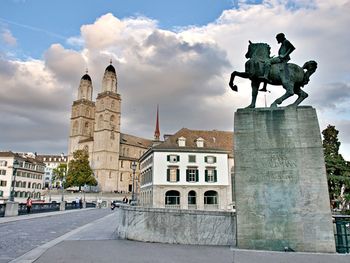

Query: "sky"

xmin=0 ymin=0 xmax=350 ymax=160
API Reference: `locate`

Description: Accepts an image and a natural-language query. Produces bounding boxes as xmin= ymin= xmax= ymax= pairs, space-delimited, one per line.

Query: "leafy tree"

xmin=322 ymin=125 xmax=350 ymax=205
xmin=66 ymin=149 xmax=97 ymax=191
xmin=52 ymin=163 xmax=67 ymax=188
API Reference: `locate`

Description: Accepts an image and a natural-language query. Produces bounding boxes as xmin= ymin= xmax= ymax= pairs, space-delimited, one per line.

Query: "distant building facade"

xmin=68 ymin=63 xmax=153 ymax=192
xmin=37 ymin=154 xmax=67 ymax=188
xmin=139 ymin=128 xmax=234 ymax=211
xmin=0 ymin=151 xmax=45 ymax=203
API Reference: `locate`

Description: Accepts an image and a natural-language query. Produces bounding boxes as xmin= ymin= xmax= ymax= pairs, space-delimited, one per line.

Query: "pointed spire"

xmin=110 ymin=58 xmax=112 ymax=65
xmin=154 ymin=105 xmax=160 ymax=141
xmin=85 ymin=68 xmax=88 ymax=74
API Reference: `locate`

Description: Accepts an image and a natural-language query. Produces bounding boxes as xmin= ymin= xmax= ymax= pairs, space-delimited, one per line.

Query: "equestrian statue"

xmin=229 ymin=33 xmax=317 ymax=108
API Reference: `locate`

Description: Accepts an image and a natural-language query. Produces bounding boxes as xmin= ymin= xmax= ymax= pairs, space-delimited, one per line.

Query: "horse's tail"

xmin=301 ymin=60 xmax=317 ymax=87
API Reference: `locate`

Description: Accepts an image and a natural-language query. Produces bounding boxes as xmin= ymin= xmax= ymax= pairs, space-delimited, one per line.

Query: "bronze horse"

xmin=229 ymin=41 xmax=317 ymax=108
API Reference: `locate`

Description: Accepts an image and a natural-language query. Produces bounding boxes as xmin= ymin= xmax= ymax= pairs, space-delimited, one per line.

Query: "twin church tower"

xmin=68 ymin=62 xmax=153 ymax=192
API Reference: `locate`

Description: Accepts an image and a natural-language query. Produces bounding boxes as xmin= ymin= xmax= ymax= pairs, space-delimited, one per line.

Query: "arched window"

xmin=84 ymin=122 xmax=90 ymax=136
xmin=98 ymin=115 xmax=103 ymax=129
xmin=165 ymin=190 xmax=180 ymax=208
xmin=204 ymin=191 xmax=218 ymax=210
xmin=73 ymin=121 xmax=78 ymax=135
xmin=110 ymin=115 xmax=115 ymax=124
xmin=188 ymin=190 xmax=197 ymax=205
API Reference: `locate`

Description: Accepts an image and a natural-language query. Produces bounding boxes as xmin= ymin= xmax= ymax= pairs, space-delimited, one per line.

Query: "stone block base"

xmin=234 ymin=106 xmax=335 ymax=253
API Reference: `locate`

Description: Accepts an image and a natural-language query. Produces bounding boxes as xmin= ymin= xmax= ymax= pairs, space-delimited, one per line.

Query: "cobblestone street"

xmin=0 ymin=209 xmax=111 ymax=263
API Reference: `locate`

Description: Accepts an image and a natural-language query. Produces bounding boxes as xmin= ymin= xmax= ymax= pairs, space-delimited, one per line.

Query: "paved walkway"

xmin=5 ymin=209 xmax=350 ymax=263
xmin=7 ymin=209 xmax=233 ymax=263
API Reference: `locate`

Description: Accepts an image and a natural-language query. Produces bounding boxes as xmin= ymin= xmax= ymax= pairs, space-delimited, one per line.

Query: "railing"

xmin=165 ymin=204 xmax=180 ymax=209
xmin=86 ymin=202 xmax=96 ymax=208
xmin=333 ymin=215 xmax=350 ymax=253
xmin=0 ymin=204 xmax=5 ymax=217
xmin=18 ymin=202 xmax=60 ymax=215
xmin=188 ymin=204 xmax=197 ymax=210
xmin=65 ymin=202 xmax=81 ymax=210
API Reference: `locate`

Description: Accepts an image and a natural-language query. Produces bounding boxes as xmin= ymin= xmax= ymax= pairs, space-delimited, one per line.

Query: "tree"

xmin=66 ymin=149 xmax=97 ymax=191
xmin=52 ymin=163 xmax=67 ymax=188
xmin=322 ymin=125 xmax=350 ymax=206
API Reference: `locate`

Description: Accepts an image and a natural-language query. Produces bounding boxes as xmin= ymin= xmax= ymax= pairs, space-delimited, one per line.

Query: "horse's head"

xmin=245 ymin=41 xmax=271 ymax=60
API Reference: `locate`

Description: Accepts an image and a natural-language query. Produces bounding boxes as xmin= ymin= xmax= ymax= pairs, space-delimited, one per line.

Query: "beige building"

xmin=68 ymin=63 xmax=153 ymax=193
xmin=0 ymin=151 xmax=45 ymax=203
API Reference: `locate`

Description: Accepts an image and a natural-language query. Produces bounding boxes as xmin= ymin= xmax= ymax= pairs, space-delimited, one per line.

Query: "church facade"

xmin=68 ymin=63 xmax=153 ymax=193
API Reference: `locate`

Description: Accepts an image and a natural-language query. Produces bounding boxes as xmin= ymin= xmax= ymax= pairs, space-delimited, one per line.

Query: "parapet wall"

xmin=116 ymin=206 xmax=236 ymax=246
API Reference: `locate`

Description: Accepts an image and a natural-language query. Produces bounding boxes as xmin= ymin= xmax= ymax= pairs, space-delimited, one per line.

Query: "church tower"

xmin=92 ymin=61 xmax=121 ymax=191
xmin=68 ymin=71 xmax=95 ymax=160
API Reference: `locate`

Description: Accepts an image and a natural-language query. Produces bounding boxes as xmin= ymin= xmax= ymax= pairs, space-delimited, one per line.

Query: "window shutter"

xmin=186 ymin=170 xmax=189 ymax=182
xmin=214 ymin=157 xmax=217 ymax=163
xmin=205 ymin=170 xmax=208 ymax=182
xmin=167 ymin=169 xmax=170 ymax=181
xmin=204 ymin=156 xmax=208 ymax=163
xmin=176 ymin=169 xmax=180 ymax=182
xmin=167 ymin=155 xmax=170 ymax=161
xmin=177 ymin=155 xmax=180 ymax=162
xmin=214 ymin=170 xmax=217 ymax=182
xmin=196 ymin=170 xmax=199 ymax=182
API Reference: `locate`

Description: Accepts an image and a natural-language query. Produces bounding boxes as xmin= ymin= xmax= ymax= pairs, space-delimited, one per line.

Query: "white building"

xmin=0 ymin=151 xmax=45 ymax=203
xmin=37 ymin=154 xmax=67 ymax=188
xmin=139 ymin=128 xmax=234 ymax=211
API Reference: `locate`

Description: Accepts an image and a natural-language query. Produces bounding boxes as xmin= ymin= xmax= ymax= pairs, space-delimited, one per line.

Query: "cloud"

xmin=1 ymin=29 xmax=17 ymax=46
xmin=1 ymin=1 xmax=350 ymax=160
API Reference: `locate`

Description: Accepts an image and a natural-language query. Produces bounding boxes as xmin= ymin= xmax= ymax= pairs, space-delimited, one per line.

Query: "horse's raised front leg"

xmin=229 ymin=71 xmax=249 ymax=92
xmin=270 ymin=82 xmax=294 ymax=108
xmin=290 ymin=86 xmax=308 ymax=106
xmin=245 ymin=81 xmax=260 ymax=108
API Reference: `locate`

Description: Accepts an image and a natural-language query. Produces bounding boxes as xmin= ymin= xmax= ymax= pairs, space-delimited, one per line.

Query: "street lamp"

xmin=9 ymin=159 xmax=20 ymax=202
xmin=131 ymin=161 xmax=137 ymax=203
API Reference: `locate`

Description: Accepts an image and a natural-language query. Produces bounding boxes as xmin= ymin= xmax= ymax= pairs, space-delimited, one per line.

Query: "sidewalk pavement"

xmin=9 ymin=209 xmax=234 ymax=263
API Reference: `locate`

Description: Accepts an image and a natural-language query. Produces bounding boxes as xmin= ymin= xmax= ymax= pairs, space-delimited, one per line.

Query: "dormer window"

xmin=196 ymin=137 xmax=204 ymax=148
xmin=178 ymin=137 xmax=186 ymax=147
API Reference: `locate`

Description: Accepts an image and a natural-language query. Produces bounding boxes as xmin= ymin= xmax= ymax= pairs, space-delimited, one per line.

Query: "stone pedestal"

xmin=234 ymin=106 xmax=335 ymax=253
xmin=5 ymin=201 xmax=18 ymax=217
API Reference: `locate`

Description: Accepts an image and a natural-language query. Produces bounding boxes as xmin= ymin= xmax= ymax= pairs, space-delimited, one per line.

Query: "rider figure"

xmin=260 ymin=33 xmax=295 ymax=91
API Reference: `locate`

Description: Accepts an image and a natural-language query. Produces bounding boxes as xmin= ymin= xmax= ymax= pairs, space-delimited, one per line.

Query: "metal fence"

xmin=333 ymin=215 xmax=350 ymax=253
xmin=18 ymin=202 xmax=60 ymax=215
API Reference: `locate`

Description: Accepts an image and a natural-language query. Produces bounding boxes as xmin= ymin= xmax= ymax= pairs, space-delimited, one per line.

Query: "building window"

xmin=204 ymin=190 xmax=218 ymax=205
xmin=186 ymin=168 xmax=198 ymax=182
xmin=188 ymin=190 xmax=196 ymax=205
xmin=165 ymin=190 xmax=180 ymax=206
xmin=196 ymin=137 xmax=204 ymax=147
xmin=167 ymin=167 xmax=179 ymax=182
xmin=205 ymin=169 xmax=217 ymax=182
xmin=0 ymin=160 xmax=7 ymax=166
xmin=188 ymin=155 xmax=196 ymax=163
xmin=177 ymin=137 xmax=186 ymax=147
xmin=0 ymin=180 xmax=7 ymax=186
xmin=0 ymin=190 xmax=3 ymax=197
xmin=0 ymin=170 xmax=6 ymax=175
xmin=167 ymin=155 xmax=180 ymax=163
xmin=205 ymin=156 xmax=216 ymax=164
